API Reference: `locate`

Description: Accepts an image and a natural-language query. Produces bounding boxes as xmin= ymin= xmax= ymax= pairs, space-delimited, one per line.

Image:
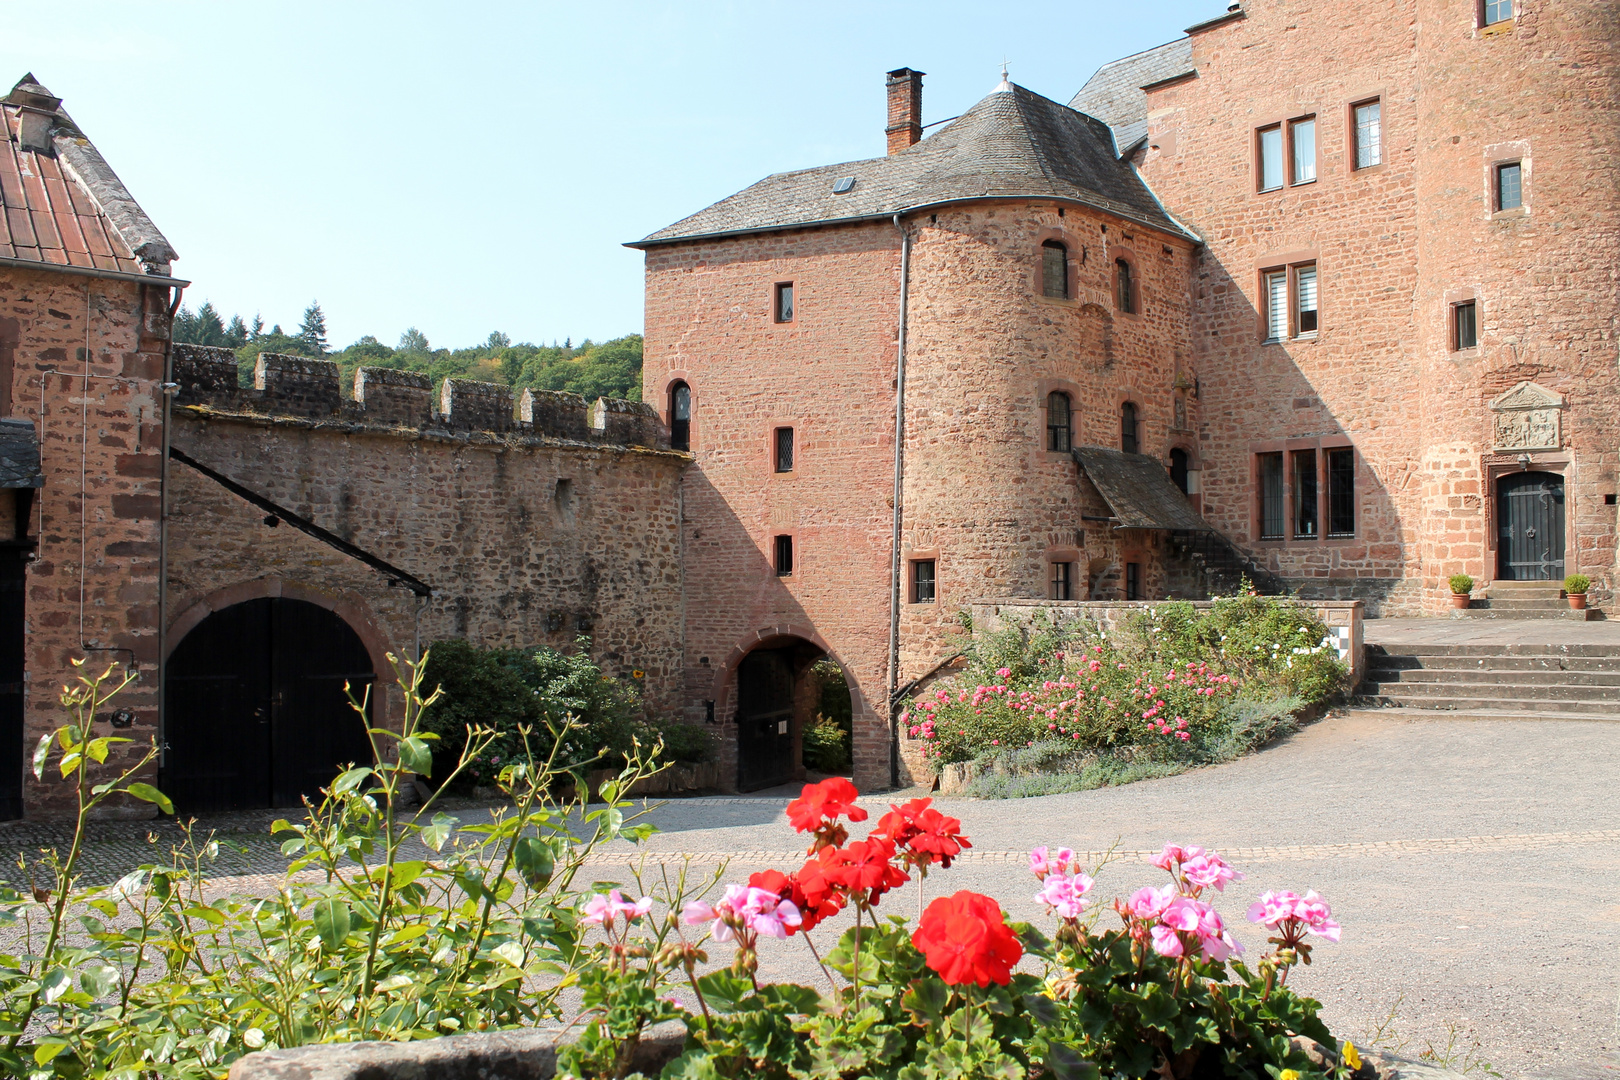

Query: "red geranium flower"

xmin=786 ymin=777 xmax=868 ymax=833
xmin=824 ymin=836 xmax=909 ymax=906
xmin=874 ymin=797 xmax=972 ymax=871
xmin=912 ymin=890 xmax=1023 ymax=987
xmin=791 ymin=849 xmax=851 ymax=929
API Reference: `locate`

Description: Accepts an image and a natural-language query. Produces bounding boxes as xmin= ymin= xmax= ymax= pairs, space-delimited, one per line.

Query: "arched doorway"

xmin=164 ymin=597 xmax=376 ymax=812
xmin=1497 ymin=471 xmax=1565 ymax=581
xmin=736 ymin=648 xmax=796 ymax=791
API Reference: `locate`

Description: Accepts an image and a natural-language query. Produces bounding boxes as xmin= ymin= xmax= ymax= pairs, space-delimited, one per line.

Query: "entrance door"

xmin=0 ymin=548 xmax=25 ymax=820
xmin=1497 ymin=472 xmax=1565 ymax=581
xmin=736 ymin=648 xmax=795 ymax=791
xmin=165 ymin=598 xmax=375 ymax=812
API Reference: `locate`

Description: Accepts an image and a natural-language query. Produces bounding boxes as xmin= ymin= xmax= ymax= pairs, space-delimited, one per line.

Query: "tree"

xmin=250 ymin=313 xmax=264 ymax=339
xmin=398 ymin=327 xmax=430 ymax=353
xmin=297 ymin=301 xmax=329 ymax=355
xmin=225 ymin=315 xmax=249 ymax=349
xmin=486 ymin=331 xmax=511 ymax=350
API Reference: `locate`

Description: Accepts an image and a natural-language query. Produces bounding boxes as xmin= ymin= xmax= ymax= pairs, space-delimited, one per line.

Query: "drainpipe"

xmin=155 ymin=284 xmax=184 ymax=772
xmin=885 ymin=214 xmax=911 ymax=789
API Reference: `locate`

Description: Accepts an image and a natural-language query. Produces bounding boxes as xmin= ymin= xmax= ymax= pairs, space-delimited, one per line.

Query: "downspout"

xmin=885 ymin=214 xmax=911 ymax=789
xmin=155 ymin=283 xmax=184 ymax=773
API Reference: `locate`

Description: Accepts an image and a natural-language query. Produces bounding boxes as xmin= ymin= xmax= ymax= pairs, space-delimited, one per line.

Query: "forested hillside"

xmin=171 ymin=300 xmax=643 ymax=402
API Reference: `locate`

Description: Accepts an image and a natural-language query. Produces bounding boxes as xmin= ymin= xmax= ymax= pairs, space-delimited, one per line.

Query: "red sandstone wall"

xmin=1 ymin=267 xmax=167 ymax=817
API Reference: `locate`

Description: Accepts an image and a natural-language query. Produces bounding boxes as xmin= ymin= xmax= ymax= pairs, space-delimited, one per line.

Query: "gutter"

xmin=885 ymin=213 xmax=911 ymax=790
xmin=0 ymin=256 xmax=189 ymax=290
xmin=156 ymin=282 xmax=184 ymax=773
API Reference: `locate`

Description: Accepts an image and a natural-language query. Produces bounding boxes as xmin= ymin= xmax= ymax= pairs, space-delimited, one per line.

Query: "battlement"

xmin=171 ymin=344 xmax=671 ymax=451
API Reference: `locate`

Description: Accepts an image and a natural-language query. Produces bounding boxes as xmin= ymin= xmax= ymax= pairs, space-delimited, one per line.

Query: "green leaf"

xmin=1023 ymin=992 xmax=1060 ymax=1026
xmin=398 ymin=737 xmax=432 ymax=776
xmin=903 ymin=977 xmax=949 ymax=1024
xmin=1136 ymin=981 xmax=1180 ymax=1028
xmin=331 ymin=767 xmax=374 ymax=796
xmin=513 ymin=837 xmax=555 ymax=888
xmin=695 ymin=971 xmax=755 ymax=1012
xmin=33 ymin=1039 xmax=69 ymax=1065
xmin=39 ymin=967 xmax=70 ymax=1004
xmin=59 ymin=751 xmax=81 ymax=778
xmin=79 ymin=963 xmax=119 ymax=998
xmin=31 ymin=734 xmax=51 ymax=779
xmin=125 ymin=782 xmax=174 ymax=814
xmin=492 ymin=940 xmax=526 ymax=967
xmin=311 ymin=897 xmax=351 ymax=950
xmin=85 ymin=737 xmax=130 ymax=764
xmin=420 ymin=812 xmax=457 ymax=852
xmin=1045 ymin=1044 xmax=1099 ymax=1080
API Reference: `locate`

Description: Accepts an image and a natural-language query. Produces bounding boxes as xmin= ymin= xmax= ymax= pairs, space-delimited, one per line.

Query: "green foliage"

xmin=297 ymin=300 xmax=329 ymax=356
xmin=1448 ymin=574 xmax=1474 ymax=595
xmin=802 ymin=715 xmax=852 ymax=774
xmin=1563 ymin=573 xmax=1591 ymax=594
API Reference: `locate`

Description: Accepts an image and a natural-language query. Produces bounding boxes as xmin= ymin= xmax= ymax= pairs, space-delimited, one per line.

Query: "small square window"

xmin=1049 ymin=561 xmax=1073 ymax=601
xmin=1484 ymin=0 xmax=1512 ymax=25
xmin=774 ymin=535 xmax=794 ymax=576
xmin=1454 ymin=300 xmax=1478 ymax=350
xmin=774 ymin=282 xmax=795 ymax=323
xmin=1496 ymin=162 xmax=1522 ymax=211
xmin=1290 ymin=117 xmax=1316 ymax=184
xmin=774 ymin=427 xmax=795 ymax=473
xmin=1354 ymin=101 xmax=1382 ymax=169
xmin=911 ymin=559 xmax=936 ymax=603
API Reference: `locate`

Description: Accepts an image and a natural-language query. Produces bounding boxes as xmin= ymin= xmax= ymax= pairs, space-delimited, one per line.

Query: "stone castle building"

xmin=0 ymin=0 xmax=1614 ymax=816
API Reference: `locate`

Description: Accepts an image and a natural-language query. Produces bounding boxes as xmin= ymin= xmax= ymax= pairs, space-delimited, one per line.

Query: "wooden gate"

xmin=736 ymin=648 xmax=795 ymax=792
xmin=164 ymin=598 xmax=375 ymax=812
xmin=1496 ymin=471 xmax=1565 ymax=581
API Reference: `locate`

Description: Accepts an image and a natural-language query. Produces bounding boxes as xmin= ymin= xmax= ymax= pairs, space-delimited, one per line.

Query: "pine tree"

xmin=250 ymin=313 xmax=264 ymax=339
xmin=297 ymin=301 xmax=329 ymax=355
xmin=171 ymin=305 xmax=198 ymax=343
xmin=194 ymin=301 xmax=227 ymax=347
xmin=225 ymin=315 xmax=249 ymax=349
xmin=398 ymin=327 xmax=429 ymax=353
xmin=486 ymin=330 xmax=510 ymax=351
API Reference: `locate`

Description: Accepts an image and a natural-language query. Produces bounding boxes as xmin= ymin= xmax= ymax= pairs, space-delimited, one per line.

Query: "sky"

xmin=5 ymin=1 xmax=1217 ymax=350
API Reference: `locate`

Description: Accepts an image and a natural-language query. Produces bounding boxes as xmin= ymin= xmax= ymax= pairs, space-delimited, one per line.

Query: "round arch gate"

xmin=164 ymin=597 xmax=376 ymax=812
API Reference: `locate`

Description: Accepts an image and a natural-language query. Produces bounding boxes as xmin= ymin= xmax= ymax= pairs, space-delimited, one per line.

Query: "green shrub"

xmin=650 ymin=717 xmax=714 ymax=764
xmin=802 ymin=713 xmax=852 ymax=773
xmin=1565 ymin=573 xmax=1591 ymax=594
xmin=1449 ymin=573 xmax=1474 ymax=594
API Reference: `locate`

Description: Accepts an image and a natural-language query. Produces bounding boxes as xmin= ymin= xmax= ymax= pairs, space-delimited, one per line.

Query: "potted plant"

xmin=1448 ymin=573 xmax=1474 ymax=609
xmin=1564 ymin=573 xmax=1591 ymax=610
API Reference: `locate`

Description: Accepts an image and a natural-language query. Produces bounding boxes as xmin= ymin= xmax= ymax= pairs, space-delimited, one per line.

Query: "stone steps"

xmin=1363 ymin=678 xmax=1620 ymax=702
xmin=1359 ymin=641 xmax=1620 ymax=716
xmin=1347 ymin=706 xmax=1619 ymax=724
xmin=1372 ymin=654 xmax=1620 ymax=672
xmin=1368 ymin=667 xmax=1620 ymax=686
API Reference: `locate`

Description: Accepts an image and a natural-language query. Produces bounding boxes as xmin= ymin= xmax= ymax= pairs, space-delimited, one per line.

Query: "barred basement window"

xmin=774 ymin=426 xmax=795 ymax=473
xmin=669 ymin=382 xmax=691 ymax=452
xmin=1354 ymin=100 xmax=1382 ymax=169
xmin=1050 ymin=561 xmax=1073 ymax=601
xmin=1293 ymin=449 xmax=1319 ymax=539
xmin=1041 ymin=241 xmax=1069 ymax=298
xmin=1047 ymin=392 xmax=1071 ymax=452
xmin=1327 ymin=448 xmax=1356 ymax=536
xmin=1454 ymin=300 xmax=1478 ymax=351
xmin=911 ymin=559 xmax=936 ymax=603
xmin=774 ymin=282 xmax=795 ymax=323
xmin=1259 ymin=452 xmax=1285 ymax=539
xmin=774 ymin=535 xmax=794 ymax=576
xmin=1496 ymin=162 xmax=1522 ymax=211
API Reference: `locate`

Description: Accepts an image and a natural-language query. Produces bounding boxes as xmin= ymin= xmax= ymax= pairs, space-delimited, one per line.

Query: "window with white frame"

xmin=1264 ymin=264 xmax=1318 ymax=340
xmin=1354 ymin=101 xmax=1382 ymax=169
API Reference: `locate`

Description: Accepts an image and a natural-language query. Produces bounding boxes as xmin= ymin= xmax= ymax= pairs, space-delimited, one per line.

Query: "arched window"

xmin=669 ymin=382 xmax=692 ymax=451
xmin=1121 ymin=401 xmax=1139 ymax=454
xmin=1046 ymin=391 xmax=1071 ymax=452
xmin=1115 ymin=258 xmax=1134 ymax=313
xmin=1170 ymin=447 xmax=1190 ymax=493
xmin=1041 ymin=240 xmax=1068 ymax=299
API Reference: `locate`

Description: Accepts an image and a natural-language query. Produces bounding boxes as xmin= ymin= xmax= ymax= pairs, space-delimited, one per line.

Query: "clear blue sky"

xmin=7 ymin=1 xmax=1215 ymax=350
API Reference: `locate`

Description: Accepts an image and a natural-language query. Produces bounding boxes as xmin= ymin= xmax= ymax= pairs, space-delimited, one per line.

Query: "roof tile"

xmin=29 ymin=208 xmax=61 ymax=249
xmin=5 ymin=206 xmax=34 ymax=247
xmin=1069 ymin=38 xmax=1196 ymax=153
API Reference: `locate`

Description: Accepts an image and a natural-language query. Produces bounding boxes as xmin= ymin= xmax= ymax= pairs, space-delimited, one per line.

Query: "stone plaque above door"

xmin=1488 ymin=381 xmax=1564 ymax=452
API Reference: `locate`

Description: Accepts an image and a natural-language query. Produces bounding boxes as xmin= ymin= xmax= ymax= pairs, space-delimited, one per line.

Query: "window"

xmin=1125 ymin=562 xmax=1142 ymax=601
xmin=1354 ymin=101 xmax=1382 ymax=169
xmin=911 ymin=559 xmax=936 ymax=603
xmin=1454 ymin=300 xmax=1478 ymax=350
xmin=1293 ymin=449 xmax=1318 ymax=538
xmin=1327 ymin=448 xmax=1355 ymax=536
xmin=1120 ymin=401 xmax=1139 ymax=454
xmin=1170 ymin=447 xmax=1190 ymax=494
xmin=1259 ymin=452 xmax=1285 ymax=539
xmin=1265 ymin=271 xmax=1288 ymax=340
xmin=1046 ymin=392 xmax=1071 ymax=452
xmin=1041 ymin=241 xmax=1068 ymax=299
xmin=669 ymin=382 xmax=691 ymax=452
xmin=1496 ymin=162 xmax=1522 ymax=210
xmin=1258 ymin=125 xmax=1283 ymax=191
xmin=1115 ymin=259 xmax=1134 ymax=313
xmin=1291 ymin=117 xmax=1316 ymax=184
xmin=1050 ymin=561 xmax=1073 ymax=601
xmin=774 ymin=427 xmax=795 ymax=473
xmin=1484 ymin=0 xmax=1512 ymax=25
xmin=774 ymin=282 xmax=794 ymax=323
xmin=1296 ymin=264 xmax=1318 ymax=334
xmin=774 ymin=535 xmax=794 ymax=576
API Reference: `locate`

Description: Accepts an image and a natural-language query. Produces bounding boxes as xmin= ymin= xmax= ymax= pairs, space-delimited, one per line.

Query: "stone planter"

xmin=1568 ymin=592 xmax=1588 ymax=610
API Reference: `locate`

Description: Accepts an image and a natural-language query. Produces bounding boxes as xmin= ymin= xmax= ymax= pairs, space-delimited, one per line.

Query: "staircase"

xmin=1359 ymin=641 xmax=1620 ymax=718
xmin=1167 ymin=530 xmax=1286 ymax=598
xmin=1456 ymin=579 xmax=1597 ymax=620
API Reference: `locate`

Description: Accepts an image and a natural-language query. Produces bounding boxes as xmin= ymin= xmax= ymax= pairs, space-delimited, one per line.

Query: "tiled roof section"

xmin=634 ymin=82 xmax=1188 ymax=246
xmin=1068 ymin=38 xmax=1195 ymax=155
xmin=1 ymin=74 xmax=178 ymax=276
xmin=0 ymin=419 xmax=44 ymax=489
xmin=1072 ymin=445 xmax=1210 ymax=532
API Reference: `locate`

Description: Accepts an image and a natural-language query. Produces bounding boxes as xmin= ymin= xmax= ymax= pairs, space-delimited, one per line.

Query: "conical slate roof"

xmin=631 ymin=82 xmax=1188 ymax=247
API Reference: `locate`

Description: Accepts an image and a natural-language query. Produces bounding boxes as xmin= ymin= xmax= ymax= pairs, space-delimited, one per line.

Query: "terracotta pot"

xmin=1568 ymin=593 xmax=1587 ymax=610
xmin=1450 ymin=593 xmax=1471 ymax=608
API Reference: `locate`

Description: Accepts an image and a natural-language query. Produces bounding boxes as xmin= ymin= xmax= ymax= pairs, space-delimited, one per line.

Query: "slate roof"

xmin=0 ymin=419 xmax=43 ymax=489
xmin=1 ymin=74 xmax=180 ymax=280
xmin=633 ymin=81 xmax=1190 ymax=247
xmin=1068 ymin=38 xmax=1195 ymax=155
xmin=1072 ymin=445 xmax=1210 ymax=532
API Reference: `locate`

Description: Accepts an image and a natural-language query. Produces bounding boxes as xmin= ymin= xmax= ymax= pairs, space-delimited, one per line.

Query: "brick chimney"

xmin=885 ymin=68 xmax=925 ymax=155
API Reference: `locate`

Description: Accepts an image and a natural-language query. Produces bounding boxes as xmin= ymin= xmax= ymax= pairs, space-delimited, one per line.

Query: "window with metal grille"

xmin=1484 ymin=0 xmax=1512 ymax=25
xmin=1265 ymin=271 xmax=1288 ymax=340
xmin=1327 ymin=448 xmax=1355 ymax=536
xmin=1354 ymin=101 xmax=1382 ymax=169
xmin=1454 ymin=300 xmax=1478 ymax=350
xmin=1258 ymin=125 xmax=1283 ymax=191
xmin=1050 ymin=561 xmax=1073 ymax=601
xmin=1293 ymin=449 xmax=1319 ymax=539
xmin=670 ymin=382 xmax=691 ymax=451
xmin=774 ymin=535 xmax=794 ymax=576
xmin=911 ymin=560 xmax=936 ymax=603
xmin=1496 ymin=162 xmax=1522 ymax=210
xmin=1041 ymin=241 xmax=1068 ymax=298
xmin=774 ymin=427 xmax=794 ymax=473
xmin=1259 ymin=452 xmax=1285 ymax=539
xmin=774 ymin=282 xmax=794 ymax=323
xmin=1291 ymin=117 xmax=1316 ymax=183
xmin=1296 ymin=264 xmax=1318 ymax=334
xmin=1047 ymin=392 xmax=1071 ymax=452
xmin=1120 ymin=401 xmax=1139 ymax=454
xmin=1125 ymin=562 xmax=1141 ymax=601
xmin=1115 ymin=259 xmax=1134 ymax=313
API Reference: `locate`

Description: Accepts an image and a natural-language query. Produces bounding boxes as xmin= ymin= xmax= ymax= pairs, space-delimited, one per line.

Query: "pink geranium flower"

xmin=1035 ymin=871 xmax=1094 ymax=919
xmin=582 ymin=889 xmax=653 ymax=931
xmin=1247 ymin=889 xmax=1340 ymax=943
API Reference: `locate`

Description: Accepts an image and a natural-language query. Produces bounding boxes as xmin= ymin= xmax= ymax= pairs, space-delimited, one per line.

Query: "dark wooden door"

xmin=736 ymin=648 xmax=795 ymax=792
xmin=1497 ymin=472 xmax=1565 ymax=581
xmin=165 ymin=598 xmax=374 ymax=812
xmin=0 ymin=548 xmax=25 ymax=820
